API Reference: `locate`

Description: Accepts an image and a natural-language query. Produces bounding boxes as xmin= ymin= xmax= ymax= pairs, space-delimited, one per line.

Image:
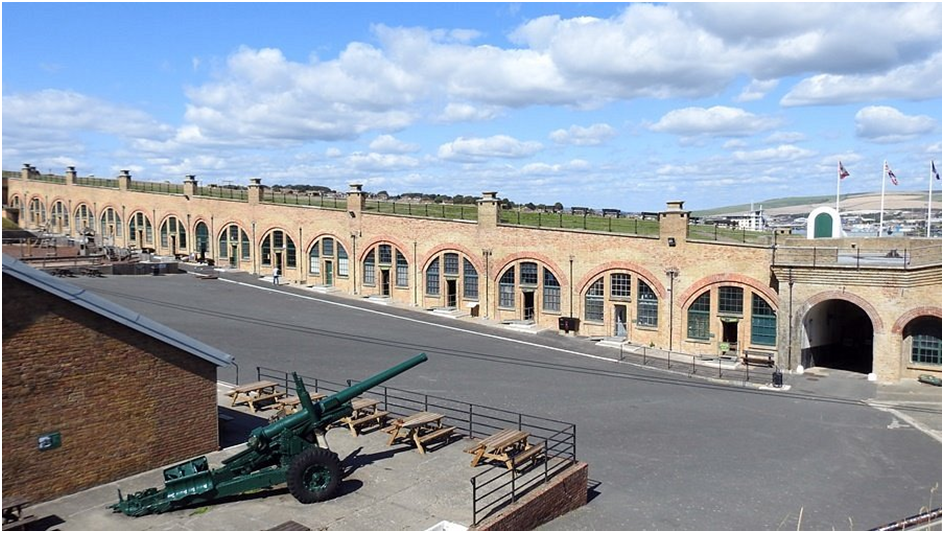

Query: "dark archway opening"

xmin=802 ymin=300 xmax=873 ymax=374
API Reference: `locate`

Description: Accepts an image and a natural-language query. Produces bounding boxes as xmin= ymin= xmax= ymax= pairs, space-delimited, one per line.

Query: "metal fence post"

xmin=469 ymin=405 xmax=474 ymax=437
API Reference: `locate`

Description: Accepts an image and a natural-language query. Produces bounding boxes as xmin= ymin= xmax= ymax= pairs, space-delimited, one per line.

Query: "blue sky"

xmin=2 ymin=2 xmax=941 ymax=211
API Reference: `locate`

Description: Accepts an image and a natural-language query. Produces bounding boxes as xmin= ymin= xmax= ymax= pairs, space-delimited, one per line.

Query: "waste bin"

xmin=772 ymin=367 xmax=783 ymax=388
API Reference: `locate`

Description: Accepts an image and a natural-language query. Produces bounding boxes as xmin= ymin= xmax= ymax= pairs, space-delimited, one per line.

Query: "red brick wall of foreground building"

xmin=2 ymin=276 xmax=220 ymax=503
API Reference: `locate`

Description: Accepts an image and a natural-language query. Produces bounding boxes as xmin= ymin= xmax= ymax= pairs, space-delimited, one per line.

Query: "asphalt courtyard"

xmin=64 ymin=270 xmax=942 ymax=531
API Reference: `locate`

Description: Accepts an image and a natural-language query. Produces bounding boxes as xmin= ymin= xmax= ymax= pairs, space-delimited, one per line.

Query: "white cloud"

xmin=437 ymin=135 xmax=543 ymax=161
xmin=649 ymin=106 xmax=778 ymax=137
xmin=549 ymin=123 xmax=617 ymax=146
xmin=734 ymin=79 xmax=778 ymax=102
xmin=325 ymin=147 xmax=343 ymax=158
xmin=346 ymin=152 xmax=420 ymax=172
xmin=436 ymin=103 xmax=502 ymax=123
xmin=369 ymin=134 xmax=420 ymax=154
xmin=765 ymin=131 xmax=806 ymax=144
xmin=781 ymin=52 xmax=942 ymax=106
xmin=854 ymin=106 xmax=936 ymax=143
xmin=732 ymin=144 xmax=816 ymax=162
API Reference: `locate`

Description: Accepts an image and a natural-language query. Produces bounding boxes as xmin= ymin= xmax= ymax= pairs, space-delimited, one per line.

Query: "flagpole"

xmin=929 ymin=160 xmax=934 ymax=238
xmin=836 ymin=161 xmax=841 ymax=213
xmin=879 ymin=160 xmax=887 ymax=237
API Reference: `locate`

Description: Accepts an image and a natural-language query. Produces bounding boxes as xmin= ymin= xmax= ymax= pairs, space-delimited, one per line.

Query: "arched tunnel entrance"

xmin=802 ymin=299 xmax=874 ymax=374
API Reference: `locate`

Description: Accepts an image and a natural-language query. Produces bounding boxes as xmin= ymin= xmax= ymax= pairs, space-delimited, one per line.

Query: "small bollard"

xmin=772 ymin=367 xmax=783 ymax=388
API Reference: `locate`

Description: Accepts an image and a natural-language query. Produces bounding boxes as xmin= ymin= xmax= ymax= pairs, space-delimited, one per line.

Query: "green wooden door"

xmin=814 ymin=213 xmax=833 ymax=238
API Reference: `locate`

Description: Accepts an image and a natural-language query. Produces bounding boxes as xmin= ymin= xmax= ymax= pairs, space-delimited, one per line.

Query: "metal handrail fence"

xmin=128 ymin=181 xmax=184 ymax=194
xmin=261 ymin=190 xmax=346 ymax=209
xmin=31 ymin=173 xmax=67 ymax=185
xmin=614 ymin=343 xmax=776 ymax=385
xmin=2 ymin=170 xmax=20 ymax=179
xmin=772 ymin=243 xmax=942 ymax=269
xmin=255 ymin=364 xmax=578 ymax=525
xmin=74 ymin=176 xmax=119 ymax=188
xmin=499 ymin=209 xmax=660 ymax=236
xmin=363 ymin=200 xmax=478 ymax=221
xmin=687 ymin=223 xmax=774 ymax=245
xmin=196 ymin=186 xmax=249 ymax=201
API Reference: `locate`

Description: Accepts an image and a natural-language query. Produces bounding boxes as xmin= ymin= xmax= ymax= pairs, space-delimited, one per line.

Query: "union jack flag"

xmin=886 ymin=162 xmax=898 ymax=186
xmin=839 ymin=161 xmax=850 ymax=180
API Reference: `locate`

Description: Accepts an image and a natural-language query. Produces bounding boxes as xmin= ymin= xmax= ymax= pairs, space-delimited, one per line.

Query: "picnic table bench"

xmin=52 ymin=268 xmax=73 ymax=277
xmin=2 ymin=496 xmax=40 ymax=531
xmin=339 ymin=398 xmax=388 ymax=436
xmin=464 ymin=428 xmax=544 ymax=470
xmin=81 ymin=267 xmax=103 ymax=277
xmin=227 ymin=380 xmax=286 ymax=413
xmin=276 ymin=392 xmax=327 ymax=415
xmin=386 ymin=411 xmax=455 ymax=454
xmin=742 ymin=349 xmax=775 ymax=367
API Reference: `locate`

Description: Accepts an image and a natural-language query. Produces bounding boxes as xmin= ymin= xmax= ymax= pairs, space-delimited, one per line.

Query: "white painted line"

xmin=867 ymin=402 xmax=942 ymax=443
xmin=218 ymin=278 xmax=619 ymax=364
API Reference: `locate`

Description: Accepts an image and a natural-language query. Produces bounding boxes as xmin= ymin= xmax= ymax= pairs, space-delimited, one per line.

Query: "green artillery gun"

xmin=111 ymin=353 xmax=428 ymax=516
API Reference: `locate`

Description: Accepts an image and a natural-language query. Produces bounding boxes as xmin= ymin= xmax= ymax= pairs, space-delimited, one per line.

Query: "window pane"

xmin=396 ymin=251 xmax=409 ymax=287
xmin=543 ymin=269 xmax=560 ymax=312
xmin=637 ymin=280 xmax=658 ymax=327
xmin=751 ymin=293 xmax=777 ymax=346
xmin=444 ymin=253 xmax=459 ymax=275
xmin=520 ymin=262 xmax=538 ymax=285
xmin=337 ymin=245 xmax=349 ymax=276
xmin=364 ymin=251 xmax=376 ymax=285
xmin=585 ymin=278 xmax=604 ymax=322
xmin=499 ymin=268 xmax=515 ymax=308
xmin=718 ymin=286 xmax=744 ymax=315
xmin=426 ymin=258 xmax=440 ymax=295
xmin=688 ymin=292 xmax=711 ymax=340
xmin=463 ymin=259 xmax=478 ymax=299
xmin=611 ymin=273 xmax=632 ymax=298
xmin=912 ymin=334 xmax=942 ymax=365
xmin=323 ymin=238 xmax=334 ymax=257
xmin=379 ymin=244 xmax=392 ymax=264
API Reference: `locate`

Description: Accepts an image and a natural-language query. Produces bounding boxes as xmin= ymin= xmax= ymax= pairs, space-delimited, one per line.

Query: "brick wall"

xmin=1 ymin=276 xmax=220 ymax=503
xmin=472 ymin=462 xmax=589 ymax=531
xmin=5 ymin=177 xmax=941 ymax=382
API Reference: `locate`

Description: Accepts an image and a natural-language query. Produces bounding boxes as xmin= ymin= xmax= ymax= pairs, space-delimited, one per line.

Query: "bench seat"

xmin=417 ymin=426 xmax=455 ymax=446
xmin=344 ymin=410 xmax=389 ymax=436
xmin=511 ymin=443 xmax=545 ymax=469
xmin=742 ymin=350 xmax=775 ymax=367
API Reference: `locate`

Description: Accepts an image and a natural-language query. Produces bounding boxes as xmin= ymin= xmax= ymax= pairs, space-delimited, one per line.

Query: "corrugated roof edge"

xmin=2 ymin=254 xmax=234 ymax=368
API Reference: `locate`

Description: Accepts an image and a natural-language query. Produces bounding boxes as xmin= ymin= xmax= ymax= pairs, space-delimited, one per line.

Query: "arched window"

xmin=905 ymin=317 xmax=942 ymax=366
xmin=687 ymin=292 xmax=711 ymax=340
xmin=582 ymin=271 xmax=658 ymax=327
xmin=29 ymin=198 xmax=46 ymax=226
xmin=219 ymin=224 xmax=250 ymax=262
xmin=423 ymin=251 xmax=479 ymax=307
xmin=128 ymin=212 xmax=154 ymax=246
xmin=261 ymin=229 xmax=296 ymax=268
xmin=585 ymin=279 xmax=604 ymax=322
xmin=99 ymin=207 xmax=122 ymax=239
xmin=543 ymin=269 xmax=561 ymax=312
xmin=160 ymin=216 xmax=187 ymax=253
xmin=50 ymin=201 xmax=69 ymax=232
xmin=10 ymin=195 xmax=21 ymax=210
xmin=750 ymin=293 xmax=777 ymax=346
xmin=74 ymin=204 xmax=93 ymax=233
xmin=308 ymin=236 xmax=348 ymax=282
xmin=637 ymin=280 xmax=658 ymax=327
xmin=395 ymin=251 xmax=409 ymax=287
xmin=195 ymin=222 xmax=210 ymax=256
xmin=363 ymin=250 xmax=376 ymax=286
xmin=463 ymin=259 xmax=479 ymax=300
xmin=499 ymin=268 xmax=515 ymax=308
xmin=426 ymin=258 xmax=441 ymax=295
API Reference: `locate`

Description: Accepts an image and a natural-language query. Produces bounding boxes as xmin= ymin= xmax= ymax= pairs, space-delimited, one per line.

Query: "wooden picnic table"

xmin=386 ymin=411 xmax=455 ymax=454
xmin=3 ymin=496 xmax=39 ymax=531
xmin=339 ymin=398 xmax=388 ymax=436
xmin=276 ymin=392 xmax=327 ymax=415
xmin=227 ymin=380 xmax=286 ymax=412
xmin=464 ymin=428 xmax=543 ymax=469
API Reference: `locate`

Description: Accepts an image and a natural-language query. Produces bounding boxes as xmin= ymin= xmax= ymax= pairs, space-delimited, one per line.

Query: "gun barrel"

xmin=256 ymin=353 xmax=427 ymax=442
xmin=322 ymin=352 xmax=428 ymax=409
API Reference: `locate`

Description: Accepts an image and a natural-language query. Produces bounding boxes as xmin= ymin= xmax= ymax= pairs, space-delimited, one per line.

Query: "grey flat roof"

xmin=2 ymin=254 xmax=234 ymax=368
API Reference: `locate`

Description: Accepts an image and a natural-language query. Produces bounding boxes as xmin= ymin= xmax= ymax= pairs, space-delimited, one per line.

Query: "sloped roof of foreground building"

xmin=2 ymin=253 xmax=234 ymax=368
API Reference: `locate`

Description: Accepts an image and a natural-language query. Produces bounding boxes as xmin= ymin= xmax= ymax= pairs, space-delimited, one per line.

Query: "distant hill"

xmin=693 ymin=191 xmax=942 ymax=217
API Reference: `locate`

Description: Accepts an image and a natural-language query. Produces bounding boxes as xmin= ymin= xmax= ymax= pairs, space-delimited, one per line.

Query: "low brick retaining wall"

xmin=472 ymin=462 xmax=589 ymax=531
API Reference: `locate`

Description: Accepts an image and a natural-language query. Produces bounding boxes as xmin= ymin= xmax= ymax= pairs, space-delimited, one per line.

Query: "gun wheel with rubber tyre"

xmin=287 ymin=447 xmax=342 ymax=503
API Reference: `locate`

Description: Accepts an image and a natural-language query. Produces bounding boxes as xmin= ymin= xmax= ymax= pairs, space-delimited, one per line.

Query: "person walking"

xmin=272 ymin=266 xmax=280 ymax=286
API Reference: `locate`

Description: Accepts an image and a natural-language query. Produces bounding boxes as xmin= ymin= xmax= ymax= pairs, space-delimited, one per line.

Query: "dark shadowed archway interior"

xmin=802 ymin=300 xmax=874 ymax=374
